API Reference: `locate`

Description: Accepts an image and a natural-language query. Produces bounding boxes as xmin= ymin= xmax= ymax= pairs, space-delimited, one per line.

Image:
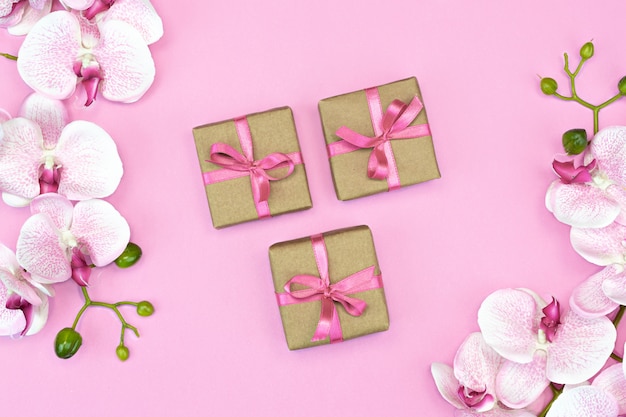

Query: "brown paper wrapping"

xmin=318 ymin=77 xmax=441 ymax=201
xmin=193 ymin=107 xmax=312 ymax=228
xmin=269 ymin=225 xmax=389 ymax=350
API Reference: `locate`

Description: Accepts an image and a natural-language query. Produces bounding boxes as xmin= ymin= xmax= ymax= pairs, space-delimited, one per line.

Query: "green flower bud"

xmin=54 ymin=328 xmax=83 ymax=359
xmin=136 ymin=301 xmax=155 ymax=317
xmin=618 ymin=76 xmax=626 ymax=95
xmin=579 ymin=42 xmax=594 ymax=59
xmin=540 ymin=77 xmax=558 ymax=95
xmin=562 ymin=128 xmax=588 ymax=155
xmin=114 ymin=242 xmax=142 ymax=268
xmin=116 ymin=345 xmax=129 ymax=361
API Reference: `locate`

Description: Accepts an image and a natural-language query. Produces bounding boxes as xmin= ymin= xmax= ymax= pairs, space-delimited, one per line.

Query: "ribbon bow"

xmin=335 ymin=94 xmax=430 ymax=181
xmin=275 ymin=234 xmax=383 ymax=343
xmin=207 ymin=142 xmax=295 ymax=205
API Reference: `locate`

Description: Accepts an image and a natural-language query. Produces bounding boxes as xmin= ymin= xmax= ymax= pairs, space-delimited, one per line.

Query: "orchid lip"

xmin=539 ymin=297 xmax=561 ymax=343
xmin=83 ymin=0 xmax=115 ymax=20
xmin=457 ymin=386 xmax=495 ymax=412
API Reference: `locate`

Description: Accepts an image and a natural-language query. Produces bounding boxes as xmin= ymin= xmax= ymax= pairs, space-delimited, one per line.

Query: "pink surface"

xmin=1 ymin=1 xmax=625 ymax=416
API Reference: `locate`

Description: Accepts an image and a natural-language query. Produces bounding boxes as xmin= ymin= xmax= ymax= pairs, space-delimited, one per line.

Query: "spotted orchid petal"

xmin=431 ymin=362 xmax=467 ymax=410
xmin=602 ymin=274 xmax=626 ymax=305
xmin=94 ymin=19 xmax=155 ymax=103
xmin=0 ymin=108 xmax=10 ymax=123
xmin=570 ymin=265 xmax=622 ymax=318
xmin=29 ymin=192 xmax=73 ymax=229
xmin=99 ymin=0 xmax=163 ymax=45
xmin=0 ymin=1 xmax=25 ymax=27
xmin=453 ymin=332 xmax=502 ymax=399
xmin=590 ymin=126 xmax=626 ymax=185
xmin=570 ymin=222 xmax=626 ymax=266
xmin=545 ymin=180 xmax=620 ymax=228
xmin=0 ymin=1 xmax=18 ymax=17
xmin=54 ymin=120 xmax=123 ymax=200
xmin=495 ymin=352 xmax=549 ymax=408
xmin=71 ymin=198 xmax=130 ymax=266
xmin=546 ymin=310 xmax=615 ymax=384
xmin=6 ymin=0 xmax=51 ymax=35
xmin=593 ymin=364 xmax=626 ymax=415
xmin=0 ymin=282 xmax=27 ymax=336
xmin=0 ymin=117 xmax=44 ymax=200
xmin=477 ymin=289 xmax=541 ymax=363
xmin=545 ymin=386 xmax=618 ymax=417
xmin=2 ymin=192 xmax=32 ymax=207
xmin=19 ymin=93 xmax=67 ymax=149
xmin=60 ymin=0 xmax=94 ymax=9
xmin=0 ymin=243 xmax=41 ymax=305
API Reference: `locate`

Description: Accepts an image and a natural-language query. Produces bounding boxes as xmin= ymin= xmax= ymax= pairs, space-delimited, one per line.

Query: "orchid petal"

xmin=61 ymin=0 xmax=94 ymax=9
xmin=453 ymin=332 xmax=502 ymax=395
xmin=601 ymin=272 xmax=626 ymax=306
xmin=545 ymin=180 xmax=620 ymax=228
xmin=2 ymin=192 xmax=32 ymax=207
xmin=477 ymin=289 xmax=539 ymax=363
xmin=456 ymin=409 xmax=535 ymax=417
xmin=16 ymin=213 xmax=71 ymax=283
xmin=54 ymin=120 xmax=123 ymax=200
xmin=0 ymin=1 xmax=25 ymax=27
xmin=570 ymin=222 xmax=626 ymax=266
xmin=591 ymin=126 xmax=626 ymax=185
xmin=495 ymin=353 xmax=549 ymax=408
xmin=100 ymin=0 xmax=163 ymax=45
xmin=19 ymin=93 xmax=67 ymax=149
xmin=593 ymin=364 xmax=626 ymax=415
xmin=0 ymin=118 xmax=43 ymax=200
xmin=547 ymin=311 xmax=616 ymax=384
xmin=94 ymin=19 xmax=155 ymax=103
xmin=0 ymin=108 xmax=10 ymax=123
xmin=29 ymin=193 xmax=73 ymax=230
xmin=431 ymin=363 xmax=466 ymax=410
xmin=0 ymin=270 xmax=41 ymax=305
xmin=570 ymin=265 xmax=622 ymax=318
xmin=0 ymin=0 xmax=18 ymax=17
xmin=22 ymin=294 xmax=48 ymax=335
xmin=6 ymin=0 xmax=51 ymax=35
xmin=545 ymin=386 xmax=618 ymax=417
xmin=17 ymin=11 xmax=81 ymax=100
xmin=71 ymin=199 xmax=130 ymax=266
xmin=0 ymin=283 xmax=26 ymax=336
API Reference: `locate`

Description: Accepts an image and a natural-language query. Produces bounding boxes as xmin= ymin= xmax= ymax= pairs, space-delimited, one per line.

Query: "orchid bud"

xmin=54 ymin=328 xmax=83 ymax=359
xmin=562 ymin=128 xmax=588 ymax=155
xmin=579 ymin=41 xmax=594 ymax=59
xmin=136 ymin=301 xmax=154 ymax=317
xmin=114 ymin=242 xmax=142 ymax=268
xmin=618 ymin=76 xmax=626 ymax=95
xmin=116 ymin=345 xmax=129 ymax=361
xmin=540 ymin=77 xmax=558 ymax=95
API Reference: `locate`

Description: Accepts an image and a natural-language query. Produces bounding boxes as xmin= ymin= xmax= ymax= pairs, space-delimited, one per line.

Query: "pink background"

xmin=1 ymin=1 xmax=626 ymax=415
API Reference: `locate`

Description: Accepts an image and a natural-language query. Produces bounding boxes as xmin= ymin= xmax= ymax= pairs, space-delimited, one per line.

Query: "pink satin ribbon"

xmin=275 ymin=234 xmax=383 ymax=344
xmin=328 ymin=87 xmax=431 ymax=190
xmin=203 ymin=116 xmax=303 ymax=219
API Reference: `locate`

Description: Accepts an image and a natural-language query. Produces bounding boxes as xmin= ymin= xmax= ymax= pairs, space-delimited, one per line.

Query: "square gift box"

xmin=193 ymin=107 xmax=313 ymax=228
xmin=269 ymin=225 xmax=389 ymax=350
xmin=318 ymin=77 xmax=441 ymax=200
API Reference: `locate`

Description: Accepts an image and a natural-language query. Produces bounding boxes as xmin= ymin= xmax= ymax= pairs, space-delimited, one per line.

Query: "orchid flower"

xmin=546 ymin=126 xmax=626 ymax=228
xmin=0 ymin=93 xmax=123 ymax=207
xmin=568 ymin=222 xmax=626 ymax=317
xmin=544 ymin=364 xmax=626 ymax=417
xmin=0 ymin=0 xmax=51 ymax=35
xmin=16 ymin=193 xmax=130 ymax=286
xmin=0 ymin=243 xmax=50 ymax=336
xmin=17 ymin=10 xmax=156 ymax=106
xmin=432 ymin=333 xmax=536 ymax=417
xmin=477 ymin=288 xmax=616 ymax=408
xmin=60 ymin=0 xmax=163 ymax=45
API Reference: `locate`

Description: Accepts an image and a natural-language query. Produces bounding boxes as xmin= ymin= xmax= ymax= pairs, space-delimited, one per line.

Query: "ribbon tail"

xmin=311 ymin=297 xmax=336 ymax=342
xmin=367 ymin=144 xmax=389 ymax=180
xmin=250 ymin=172 xmax=271 ymax=204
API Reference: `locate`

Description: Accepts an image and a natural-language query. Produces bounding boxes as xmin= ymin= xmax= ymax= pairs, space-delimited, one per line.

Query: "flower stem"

xmin=613 ymin=305 xmax=625 ymax=328
xmin=537 ymin=384 xmax=563 ymax=417
xmin=0 ymin=52 xmax=17 ymax=61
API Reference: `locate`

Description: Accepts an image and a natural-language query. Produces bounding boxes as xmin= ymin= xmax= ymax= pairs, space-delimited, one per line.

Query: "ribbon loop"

xmin=276 ymin=233 xmax=383 ymax=344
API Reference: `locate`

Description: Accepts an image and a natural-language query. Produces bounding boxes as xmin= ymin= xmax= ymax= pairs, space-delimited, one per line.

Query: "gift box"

xmin=318 ymin=77 xmax=440 ymax=200
xmin=193 ymin=107 xmax=313 ymax=228
xmin=269 ymin=225 xmax=389 ymax=350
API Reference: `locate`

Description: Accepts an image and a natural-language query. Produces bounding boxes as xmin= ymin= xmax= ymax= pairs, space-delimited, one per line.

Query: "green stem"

xmin=610 ymin=352 xmax=623 ymax=362
xmin=613 ymin=305 xmax=625 ymax=328
xmin=537 ymin=384 xmax=563 ymax=417
xmin=0 ymin=52 xmax=17 ymax=61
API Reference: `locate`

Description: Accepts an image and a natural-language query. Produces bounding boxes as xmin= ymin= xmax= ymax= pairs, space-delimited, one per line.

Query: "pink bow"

xmin=275 ymin=234 xmax=383 ymax=343
xmin=329 ymin=88 xmax=431 ymax=190
xmin=202 ymin=116 xmax=302 ymax=219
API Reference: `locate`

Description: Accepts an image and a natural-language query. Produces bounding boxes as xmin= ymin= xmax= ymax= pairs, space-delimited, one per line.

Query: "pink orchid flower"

xmin=0 ymin=0 xmax=51 ymax=35
xmin=568 ymin=222 xmax=626 ymax=317
xmin=544 ymin=364 xmax=626 ymax=417
xmin=546 ymin=126 xmax=626 ymax=228
xmin=17 ymin=10 xmax=156 ymax=106
xmin=16 ymin=193 xmax=130 ymax=285
xmin=61 ymin=0 xmax=162 ymax=45
xmin=0 ymin=243 xmax=50 ymax=336
xmin=477 ymin=288 xmax=616 ymax=408
xmin=431 ymin=332 xmax=536 ymax=417
xmin=0 ymin=93 xmax=123 ymax=207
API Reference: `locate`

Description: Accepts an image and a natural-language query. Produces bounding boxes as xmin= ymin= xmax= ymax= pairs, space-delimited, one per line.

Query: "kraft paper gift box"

xmin=318 ymin=77 xmax=441 ymax=201
xmin=193 ymin=107 xmax=312 ymax=228
xmin=269 ymin=225 xmax=389 ymax=350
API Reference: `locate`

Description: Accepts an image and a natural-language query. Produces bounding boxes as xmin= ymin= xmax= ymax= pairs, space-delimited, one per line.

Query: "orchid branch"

xmin=0 ymin=52 xmax=17 ymax=61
